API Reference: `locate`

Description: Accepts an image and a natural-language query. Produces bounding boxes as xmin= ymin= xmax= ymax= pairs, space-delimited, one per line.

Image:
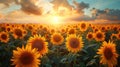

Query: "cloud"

xmin=16 ymin=0 xmax=43 ymax=15
xmin=0 ymin=0 xmax=14 ymax=6
xmin=51 ymin=0 xmax=72 ymax=10
xmin=0 ymin=12 xmax=4 ymax=18
xmin=91 ymin=8 xmax=120 ymax=21
xmin=5 ymin=10 xmax=29 ymax=18
xmin=73 ymin=1 xmax=89 ymax=14
xmin=0 ymin=0 xmax=53 ymax=15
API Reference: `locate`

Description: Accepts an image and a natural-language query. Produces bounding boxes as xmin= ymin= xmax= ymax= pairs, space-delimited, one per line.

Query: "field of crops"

xmin=0 ymin=23 xmax=120 ymax=67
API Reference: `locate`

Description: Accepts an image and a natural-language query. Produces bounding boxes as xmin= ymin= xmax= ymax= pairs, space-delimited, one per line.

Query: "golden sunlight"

xmin=51 ymin=16 xmax=61 ymax=25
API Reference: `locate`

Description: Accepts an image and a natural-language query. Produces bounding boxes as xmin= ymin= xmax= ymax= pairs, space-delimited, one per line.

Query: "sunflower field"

xmin=0 ymin=23 xmax=120 ymax=67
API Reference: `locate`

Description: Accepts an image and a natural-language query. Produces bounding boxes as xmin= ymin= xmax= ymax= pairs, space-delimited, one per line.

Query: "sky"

xmin=0 ymin=0 xmax=120 ymax=24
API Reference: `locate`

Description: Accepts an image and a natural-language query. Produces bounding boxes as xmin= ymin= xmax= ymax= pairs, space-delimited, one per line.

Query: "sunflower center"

xmin=32 ymin=39 xmax=44 ymax=51
xmin=81 ymin=23 xmax=86 ymax=29
xmin=95 ymin=29 xmax=98 ymax=32
xmin=70 ymin=38 xmax=79 ymax=48
xmin=7 ymin=28 xmax=10 ymax=32
xmin=96 ymin=33 xmax=103 ymax=39
xmin=69 ymin=29 xmax=75 ymax=34
xmin=88 ymin=34 xmax=93 ymax=39
xmin=1 ymin=27 xmax=6 ymax=31
xmin=15 ymin=29 xmax=23 ymax=37
xmin=53 ymin=35 xmax=61 ymax=42
xmin=51 ymin=29 xmax=55 ymax=33
xmin=28 ymin=26 xmax=33 ymax=30
xmin=118 ymin=34 xmax=120 ymax=38
xmin=32 ymin=31 xmax=37 ymax=35
xmin=1 ymin=34 xmax=7 ymax=40
xmin=20 ymin=52 xmax=34 ymax=65
xmin=61 ymin=29 xmax=65 ymax=33
xmin=102 ymin=27 xmax=105 ymax=30
xmin=104 ymin=47 xmax=113 ymax=60
xmin=113 ymin=27 xmax=117 ymax=31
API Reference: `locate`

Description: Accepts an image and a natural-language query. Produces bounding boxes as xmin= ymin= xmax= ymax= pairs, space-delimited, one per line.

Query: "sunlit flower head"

xmin=6 ymin=26 xmax=11 ymax=32
xmin=11 ymin=45 xmax=41 ymax=67
xmin=94 ymin=31 xmax=105 ymax=41
xmin=67 ymin=28 xmax=76 ymax=34
xmin=66 ymin=34 xmax=84 ymax=53
xmin=79 ymin=22 xmax=88 ymax=32
xmin=110 ymin=34 xmax=117 ymax=40
xmin=97 ymin=41 xmax=118 ymax=67
xmin=86 ymin=32 xmax=94 ymax=40
xmin=28 ymin=35 xmax=48 ymax=55
xmin=51 ymin=33 xmax=64 ymax=45
xmin=12 ymin=27 xmax=26 ymax=39
xmin=116 ymin=32 xmax=120 ymax=40
xmin=0 ymin=31 xmax=9 ymax=43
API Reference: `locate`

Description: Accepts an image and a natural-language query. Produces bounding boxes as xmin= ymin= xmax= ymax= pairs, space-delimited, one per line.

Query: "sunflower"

xmin=93 ymin=27 xmax=99 ymax=32
xmin=12 ymin=27 xmax=25 ymax=39
xmin=110 ymin=34 xmax=117 ymax=40
xmin=0 ymin=31 xmax=9 ymax=43
xmin=31 ymin=30 xmax=37 ymax=36
xmin=28 ymin=35 xmax=48 ymax=55
xmin=94 ymin=31 xmax=105 ymax=41
xmin=27 ymin=25 xmax=34 ymax=31
xmin=51 ymin=33 xmax=64 ymax=45
xmin=112 ymin=25 xmax=118 ymax=32
xmin=50 ymin=28 xmax=56 ymax=34
xmin=106 ymin=25 xmax=111 ymax=30
xmin=66 ymin=34 xmax=83 ymax=53
xmin=60 ymin=28 xmax=66 ymax=34
xmin=0 ymin=26 xmax=6 ymax=31
xmin=86 ymin=32 xmax=94 ymax=40
xmin=79 ymin=22 xmax=88 ymax=32
xmin=116 ymin=32 xmax=120 ymax=40
xmin=11 ymin=45 xmax=41 ymax=67
xmin=97 ymin=41 xmax=118 ymax=67
xmin=42 ymin=26 xmax=48 ymax=33
xmin=67 ymin=28 xmax=76 ymax=34
xmin=39 ymin=25 xmax=43 ymax=29
xmin=101 ymin=26 xmax=106 ymax=32
xmin=6 ymin=26 xmax=11 ymax=32
xmin=44 ymin=34 xmax=50 ymax=41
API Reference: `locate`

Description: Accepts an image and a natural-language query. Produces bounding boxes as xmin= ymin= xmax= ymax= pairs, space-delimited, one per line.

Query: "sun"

xmin=53 ymin=16 xmax=59 ymax=22
xmin=52 ymin=16 xmax=59 ymax=24
xmin=51 ymin=16 xmax=61 ymax=25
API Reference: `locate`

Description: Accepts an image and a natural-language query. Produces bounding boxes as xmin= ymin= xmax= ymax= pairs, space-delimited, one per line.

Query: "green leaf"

xmin=86 ymin=59 xmax=96 ymax=66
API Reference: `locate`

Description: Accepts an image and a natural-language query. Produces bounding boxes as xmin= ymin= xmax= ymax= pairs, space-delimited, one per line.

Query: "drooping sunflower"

xmin=66 ymin=34 xmax=84 ymax=53
xmin=86 ymin=32 xmax=94 ymax=40
xmin=51 ymin=33 xmax=64 ymax=45
xmin=12 ymin=27 xmax=26 ymax=39
xmin=97 ymin=41 xmax=118 ymax=67
xmin=94 ymin=31 xmax=105 ymax=41
xmin=79 ymin=22 xmax=88 ymax=32
xmin=27 ymin=35 xmax=48 ymax=55
xmin=0 ymin=31 xmax=9 ymax=43
xmin=11 ymin=45 xmax=41 ymax=67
